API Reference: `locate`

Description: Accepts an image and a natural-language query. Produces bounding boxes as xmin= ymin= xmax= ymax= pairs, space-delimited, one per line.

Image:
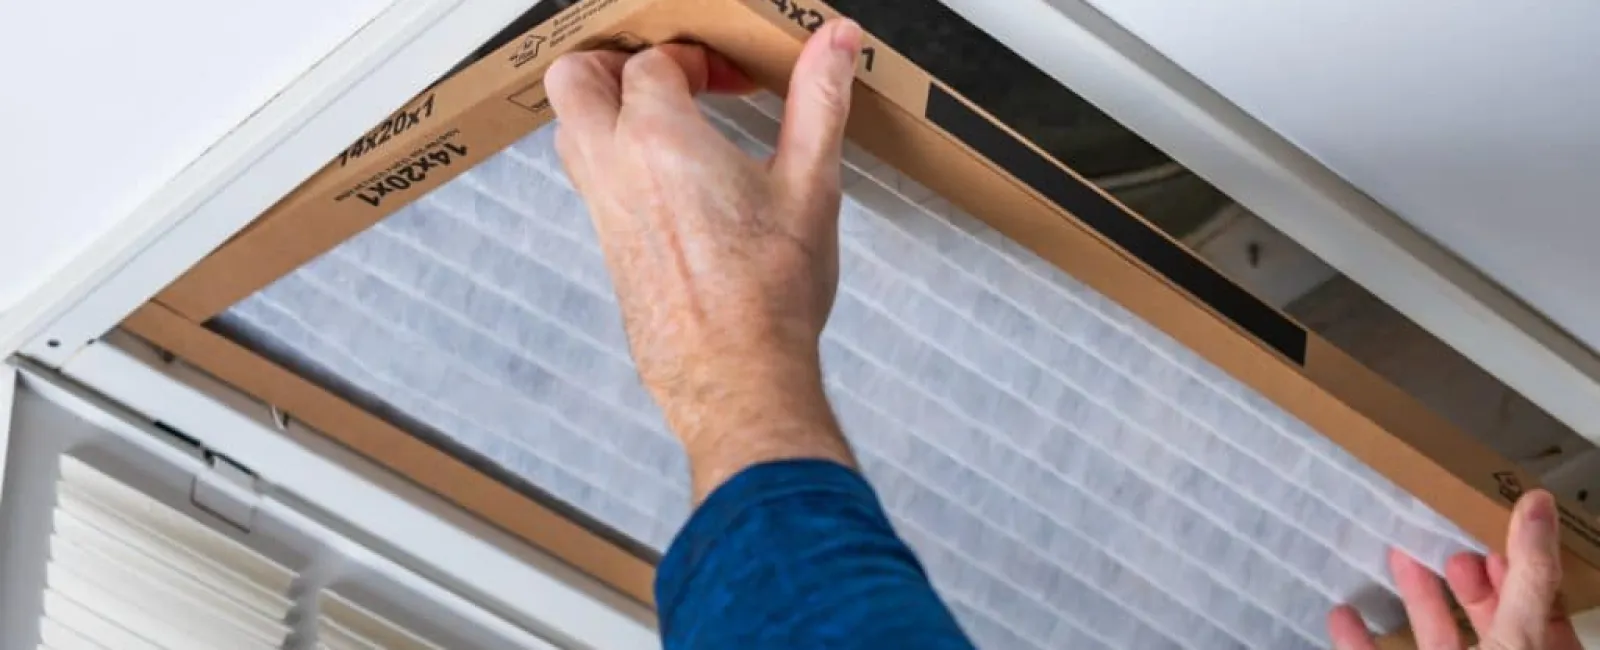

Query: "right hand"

xmin=1328 ymin=489 xmax=1581 ymax=649
xmin=544 ymin=20 xmax=865 ymax=499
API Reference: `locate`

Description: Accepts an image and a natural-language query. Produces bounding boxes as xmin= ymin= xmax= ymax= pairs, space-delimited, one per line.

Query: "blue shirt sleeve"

xmin=656 ymin=459 xmax=976 ymax=649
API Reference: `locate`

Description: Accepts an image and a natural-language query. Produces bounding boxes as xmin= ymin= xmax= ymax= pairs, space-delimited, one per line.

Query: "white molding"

xmin=934 ymin=0 xmax=1600 ymax=446
xmin=0 ymin=362 xmax=14 ymax=500
xmin=7 ymin=0 xmax=549 ymax=367
xmin=1540 ymin=449 xmax=1600 ymax=514
xmin=1577 ymin=604 xmax=1600 ymax=646
xmin=55 ymin=338 xmax=656 ymax=648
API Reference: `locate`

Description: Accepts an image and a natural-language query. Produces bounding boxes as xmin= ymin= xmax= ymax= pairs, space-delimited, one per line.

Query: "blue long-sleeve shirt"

xmin=656 ymin=459 xmax=976 ymax=649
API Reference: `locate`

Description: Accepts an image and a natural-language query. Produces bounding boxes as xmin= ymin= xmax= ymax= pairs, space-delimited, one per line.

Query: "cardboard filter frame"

xmin=121 ymin=0 xmax=1600 ymax=624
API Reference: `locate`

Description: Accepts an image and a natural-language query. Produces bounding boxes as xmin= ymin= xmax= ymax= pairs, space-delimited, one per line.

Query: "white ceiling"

xmin=1081 ymin=0 xmax=1600 ymax=354
xmin=0 ymin=0 xmax=392 ymax=312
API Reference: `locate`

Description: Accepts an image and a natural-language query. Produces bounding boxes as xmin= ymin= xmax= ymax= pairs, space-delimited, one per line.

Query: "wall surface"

xmin=1076 ymin=0 xmax=1600 ymax=353
xmin=0 ymin=0 xmax=393 ymax=312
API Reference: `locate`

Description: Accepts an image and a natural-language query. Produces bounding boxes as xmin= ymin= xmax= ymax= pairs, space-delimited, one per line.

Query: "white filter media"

xmin=218 ymin=93 xmax=1484 ymax=649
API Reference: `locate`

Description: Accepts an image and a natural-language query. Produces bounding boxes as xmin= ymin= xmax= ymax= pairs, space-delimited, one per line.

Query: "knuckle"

xmin=616 ymin=113 xmax=679 ymax=149
xmin=622 ymin=48 xmax=667 ymax=80
xmin=1525 ymin=558 xmax=1564 ymax=591
xmin=544 ymin=54 xmax=588 ymax=93
xmin=808 ymin=77 xmax=849 ymax=114
xmin=546 ymin=52 xmax=622 ymax=97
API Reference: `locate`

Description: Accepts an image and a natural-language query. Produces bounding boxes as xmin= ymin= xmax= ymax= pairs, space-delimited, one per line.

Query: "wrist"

xmin=656 ymin=349 xmax=830 ymax=445
xmin=651 ymin=349 xmax=856 ymax=501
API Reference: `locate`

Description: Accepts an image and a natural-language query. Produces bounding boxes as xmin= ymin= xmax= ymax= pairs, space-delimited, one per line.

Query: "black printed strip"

xmin=923 ymin=86 xmax=1309 ymax=365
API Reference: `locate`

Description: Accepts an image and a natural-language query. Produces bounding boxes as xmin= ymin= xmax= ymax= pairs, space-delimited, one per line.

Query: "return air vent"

xmin=1 ymin=368 xmax=584 ymax=650
xmin=43 ymin=457 xmax=296 ymax=649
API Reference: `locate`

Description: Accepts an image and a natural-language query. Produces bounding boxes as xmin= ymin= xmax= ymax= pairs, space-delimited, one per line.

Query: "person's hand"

xmin=1328 ymin=490 xmax=1580 ymax=649
xmin=545 ymin=20 xmax=865 ymax=500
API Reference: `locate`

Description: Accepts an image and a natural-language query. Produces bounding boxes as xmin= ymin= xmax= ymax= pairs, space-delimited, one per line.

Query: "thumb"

xmin=773 ymin=19 xmax=862 ymax=187
xmin=1488 ymin=489 xmax=1563 ymax=648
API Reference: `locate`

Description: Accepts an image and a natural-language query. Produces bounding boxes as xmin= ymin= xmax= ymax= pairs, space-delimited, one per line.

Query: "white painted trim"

xmin=1540 ymin=449 xmax=1600 ymax=513
xmin=56 ymin=339 xmax=656 ymax=649
xmin=1575 ymin=606 xmax=1600 ymax=646
xmin=11 ymin=362 xmax=563 ymax=649
xmin=934 ymin=0 xmax=1600 ymax=446
xmin=8 ymin=0 xmax=549 ymax=367
xmin=0 ymin=362 xmax=15 ymax=500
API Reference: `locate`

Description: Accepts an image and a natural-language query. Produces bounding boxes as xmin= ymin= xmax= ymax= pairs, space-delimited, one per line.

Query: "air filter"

xmin=214 ymin=93 xmax=1481 ymax=649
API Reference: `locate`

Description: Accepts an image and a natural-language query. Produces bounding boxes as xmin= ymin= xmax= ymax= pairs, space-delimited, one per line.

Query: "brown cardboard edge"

xmin=135 ymin=0 xmax=1600 ymax=614
xmin=154 ymin=0 xmax=668 ymax=321
xmin=121 ymin=302 xmax=658 ymax=606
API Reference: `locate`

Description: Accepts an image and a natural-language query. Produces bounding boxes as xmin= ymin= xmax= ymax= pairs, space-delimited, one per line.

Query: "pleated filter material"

xmin=216 ymin=92 xmax=1484 ymax=649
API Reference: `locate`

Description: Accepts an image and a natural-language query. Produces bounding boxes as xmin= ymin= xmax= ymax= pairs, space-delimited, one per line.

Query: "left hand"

xmin=1327 ymin=489 xmax=1581 ymax=649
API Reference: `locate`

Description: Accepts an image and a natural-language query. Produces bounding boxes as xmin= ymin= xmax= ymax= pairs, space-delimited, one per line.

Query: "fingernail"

xmin=831 ymin=19 xmax=863 ymax=53
xmin=1526 ymin=490 xmax=1559 ymax=551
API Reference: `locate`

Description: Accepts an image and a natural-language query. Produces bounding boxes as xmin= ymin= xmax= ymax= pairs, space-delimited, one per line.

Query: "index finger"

xmin=1389 ymin=549 xmax=1462 ymax=649
xmin=545 ymin=51 xmax=632 ymax=145
xmin=645 ymin=43 xmax=758 ymax=95
xmin=1444 ymin=553 xmax=1497 ymax=638
xmin=1327 ymin=605 xmax=1378 ymax=650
